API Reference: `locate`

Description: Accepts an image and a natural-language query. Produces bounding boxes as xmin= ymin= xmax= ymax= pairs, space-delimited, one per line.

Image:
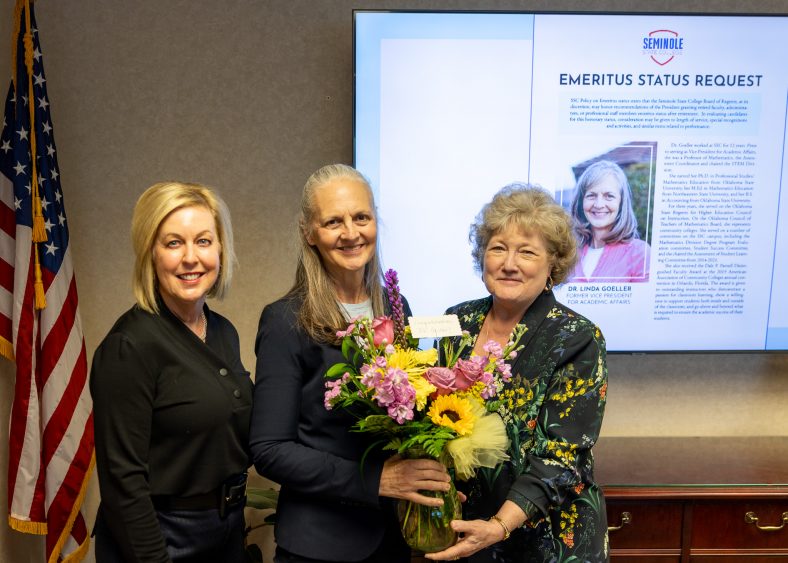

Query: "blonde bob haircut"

xmin=288 ymin=163 xmax=385 ymax=343
xmin=469 ymin=183 xmax=578 ymax=286
xmin=131 ymin=181 xmax=235 ymax=314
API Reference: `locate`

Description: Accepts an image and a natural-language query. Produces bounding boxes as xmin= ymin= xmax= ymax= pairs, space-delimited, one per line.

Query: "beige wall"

xmin=1 ymin=1 xmax=787 ymax=561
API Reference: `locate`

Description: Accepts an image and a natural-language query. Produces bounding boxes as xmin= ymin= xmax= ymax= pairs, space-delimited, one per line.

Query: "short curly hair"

xmin=469 ymin=183 xmax=577 ymax=285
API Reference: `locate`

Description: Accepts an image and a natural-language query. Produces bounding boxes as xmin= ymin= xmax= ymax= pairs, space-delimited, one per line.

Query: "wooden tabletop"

xmin=593 ymin=436 xmax=788 ymax=487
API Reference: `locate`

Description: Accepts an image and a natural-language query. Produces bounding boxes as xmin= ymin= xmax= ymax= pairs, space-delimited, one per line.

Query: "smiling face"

xmin=582 ymin=173 xmax=622 ymax=235
xmin=306 ymin=178 xmax=377 ymax=285
xmin=483 ymin=224 xmax=552 ymax=313
xmin=153 ymin=205 xmax=220 ymax=317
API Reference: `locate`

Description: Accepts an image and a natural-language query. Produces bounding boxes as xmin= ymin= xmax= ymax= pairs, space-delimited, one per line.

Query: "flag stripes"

xmin=2 ymin=1 xmax=94 ymax=561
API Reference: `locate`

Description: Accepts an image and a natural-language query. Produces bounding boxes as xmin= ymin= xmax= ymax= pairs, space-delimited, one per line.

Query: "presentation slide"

xmin=354 ymin=12 xmax=788 ymax=352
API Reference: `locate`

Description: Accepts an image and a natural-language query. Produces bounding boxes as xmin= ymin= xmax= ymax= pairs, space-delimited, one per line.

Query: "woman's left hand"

xmin=424 ymin=518 xmax=505 ymax=560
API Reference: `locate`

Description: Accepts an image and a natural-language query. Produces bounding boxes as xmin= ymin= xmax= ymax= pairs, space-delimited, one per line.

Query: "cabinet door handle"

xmin=744 ymin=511 xmax=788 ymax=531
xmin=608 ymin=511 xmax=631 ymax=532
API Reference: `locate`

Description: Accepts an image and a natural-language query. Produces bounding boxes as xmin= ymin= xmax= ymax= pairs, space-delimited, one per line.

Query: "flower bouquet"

xmin=323 ymin=270 xmax=523 ymax=553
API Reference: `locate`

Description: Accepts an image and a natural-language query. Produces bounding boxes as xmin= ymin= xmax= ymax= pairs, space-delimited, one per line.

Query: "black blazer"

xmin=249 ymin=295 xmax=408 ymax=561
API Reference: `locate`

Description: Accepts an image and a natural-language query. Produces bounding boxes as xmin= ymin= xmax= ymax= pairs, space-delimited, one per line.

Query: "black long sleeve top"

xmin=90 ymin=300 xmax=252 ymax=562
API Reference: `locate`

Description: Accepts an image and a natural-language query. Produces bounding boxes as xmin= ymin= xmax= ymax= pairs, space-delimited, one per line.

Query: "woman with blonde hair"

xmin=250 ymin=164 xmax=452 ymax=563
xmin=91 ymin=182 xmax=251 ymax=562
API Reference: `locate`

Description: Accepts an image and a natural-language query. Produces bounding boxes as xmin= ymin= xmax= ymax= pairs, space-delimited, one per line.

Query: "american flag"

xmin=1 ymin=2 xmax=94 ymax=561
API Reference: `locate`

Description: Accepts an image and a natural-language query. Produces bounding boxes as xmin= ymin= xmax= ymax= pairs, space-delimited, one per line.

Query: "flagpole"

xmin=3 ymin=1 xmax=94 ymax=560
xmin=20 ymin=0 xmax=46 ymax=308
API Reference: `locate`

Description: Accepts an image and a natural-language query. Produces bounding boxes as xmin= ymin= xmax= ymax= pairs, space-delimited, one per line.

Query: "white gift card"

xmin=408 ymin=315 xmax=463 ymax=339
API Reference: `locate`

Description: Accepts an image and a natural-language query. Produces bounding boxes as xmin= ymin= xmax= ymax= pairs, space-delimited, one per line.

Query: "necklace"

xmin=481 ymin=309 xmax=517 ymax=346
xmin=197 ymin=310 xmax=207 ymax=342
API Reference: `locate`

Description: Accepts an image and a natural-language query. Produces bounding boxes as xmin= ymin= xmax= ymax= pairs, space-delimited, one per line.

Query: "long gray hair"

xmin=570 ymin=160 xmax=639 ymax=246
xmin=287 ymin=164 xmax=385 ymax=343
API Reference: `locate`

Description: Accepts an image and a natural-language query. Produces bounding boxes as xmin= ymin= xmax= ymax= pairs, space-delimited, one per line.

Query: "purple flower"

xmin=425 ymin=366 xmax=458 ymax=395
xmin=323 ymin=383 xmax=341 ymax=409
xmin=453 ymin=356 xmax=486 ymax=390
xmin=323 ymin=373 xmax=349 ymax=409
xmin=375 ymin=379 xmax=396 ymax=405
xmin=482 ymin=340 xmax=503 ymax=358
xmin=336 ymin=321 xmax=356 ymax=338
xmin=388 ymin=403 xmax=414 ymax=424
xmin=367 ymin=366 xmax=416 ymax=425
xmin=384 ymin=269 xmax=407 ymax=347
xmin=497 ymin=360 xmax=512 ymax=382
xmin=360 ymin=364 xmax=382 ymax=388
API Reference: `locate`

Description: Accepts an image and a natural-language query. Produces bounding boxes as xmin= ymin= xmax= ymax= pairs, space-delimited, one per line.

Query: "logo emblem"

xmin=642 ymin=29 xmax=684 ymax=66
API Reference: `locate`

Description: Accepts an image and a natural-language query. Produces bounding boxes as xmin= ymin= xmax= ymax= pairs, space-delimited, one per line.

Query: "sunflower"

xmin=427 ymin=394 xmax=476 ymax=436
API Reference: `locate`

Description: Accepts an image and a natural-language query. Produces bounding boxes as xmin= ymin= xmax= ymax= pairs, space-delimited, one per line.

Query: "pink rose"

xmin=425 ymin=367 xmax=458 ymax=395
xmin=372 ymin=316 xmax=395 ymax=347
xmin=453 ymin=356 xmax=485 ymax=390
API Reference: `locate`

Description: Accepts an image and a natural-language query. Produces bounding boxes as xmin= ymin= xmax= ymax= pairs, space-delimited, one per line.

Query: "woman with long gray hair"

xmin=249 ymin=164 xmax=451 ymax=563
xmin=568 ymin=160 xmax=650 ymax=282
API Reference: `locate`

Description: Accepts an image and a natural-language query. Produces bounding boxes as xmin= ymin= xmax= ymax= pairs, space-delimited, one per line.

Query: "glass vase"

xmin=396 ymin=478 xmax=461 ymax=553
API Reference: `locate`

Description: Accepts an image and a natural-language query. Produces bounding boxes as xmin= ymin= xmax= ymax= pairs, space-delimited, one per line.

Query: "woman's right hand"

xmin=378 ymin=456 xmax=451 ymax=506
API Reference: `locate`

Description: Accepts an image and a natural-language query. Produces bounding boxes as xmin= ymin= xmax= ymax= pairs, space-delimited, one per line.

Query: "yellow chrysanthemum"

xmin=446 ymin=398 xmax=509 ymax=480
xmin=387 ymin=347 xmax=438 ymax=375
xmin=409 ymin=376 xmax=436 ymax=411
xmin=427 ymin=394 xmax=476 ymax=436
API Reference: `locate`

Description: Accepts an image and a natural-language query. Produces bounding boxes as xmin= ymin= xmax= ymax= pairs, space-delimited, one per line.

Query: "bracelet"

xmin=489 ymin=515 xmax=511 ymax=540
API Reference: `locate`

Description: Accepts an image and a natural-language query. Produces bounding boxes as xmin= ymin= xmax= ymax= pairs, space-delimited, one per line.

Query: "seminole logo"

xmin=642 ymin=29 xmax=684 ymax=66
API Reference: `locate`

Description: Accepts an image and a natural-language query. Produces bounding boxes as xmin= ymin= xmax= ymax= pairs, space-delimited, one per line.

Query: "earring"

xmin=544 ymin=276 xmax=554 ymax=292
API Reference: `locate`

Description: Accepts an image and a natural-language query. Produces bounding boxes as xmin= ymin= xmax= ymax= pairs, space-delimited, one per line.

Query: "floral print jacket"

xmin=446 ymin=290 xmax=609 ymax=563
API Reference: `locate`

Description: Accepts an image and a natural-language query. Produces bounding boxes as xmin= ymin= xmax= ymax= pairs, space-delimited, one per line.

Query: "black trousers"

xmin=94 ymin=503 xmax=245 ymax=562
xmin=274 ymin=522 xmax=410 ymax=563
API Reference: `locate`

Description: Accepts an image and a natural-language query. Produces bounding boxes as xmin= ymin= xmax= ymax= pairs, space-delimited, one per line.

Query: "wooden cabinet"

xmin=595 ymin=437 xmax=788 ymax=562
xmin=605 ymin=500 xmax=683 ymax=555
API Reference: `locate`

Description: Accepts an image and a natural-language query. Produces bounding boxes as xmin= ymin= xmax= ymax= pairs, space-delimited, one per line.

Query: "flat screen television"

xmin=353 ymin=10 xmax=788 ymax=353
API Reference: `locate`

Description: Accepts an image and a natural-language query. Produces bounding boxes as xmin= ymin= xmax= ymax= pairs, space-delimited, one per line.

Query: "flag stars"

xmin=37 ymin=97 xmax=49 ymax=111
xmin=25 ymin=182 xmax=31 ymax=194
xmin=1 ymin=140 xmax=11 ymax=153
xmin=54 ymin=190 xmax=62 ymax=203
xmin=14 ymin=197 xmax=22 ymax=210
xmin=40 ymin=196 xmax=50 ymax=210
xmin=46 ymin=144 xmax=55 ymax=157
xmin=21 ymin=95 xmax=28 ymax=106
xmin=14 ymin=161 xmax=26 ymax=176
xmin=34 ymin=73 xmax=45 ymax=87
xmin=44 ymin=241 xmax=58 ymax=256
xmin=38 ymin=173 xmax=46 ymax=188
xmin=33 ymin=47 xmax=41 ymax=62
xmin=51 ymin=168 xmax=59 ymax=181
xmin=44 ymin=217 xmax=54 ymax=232
xmin=58 ymin=212 xmax=66 ymax=226
xmin=17 ymin=126 xmax=28 ymax=141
